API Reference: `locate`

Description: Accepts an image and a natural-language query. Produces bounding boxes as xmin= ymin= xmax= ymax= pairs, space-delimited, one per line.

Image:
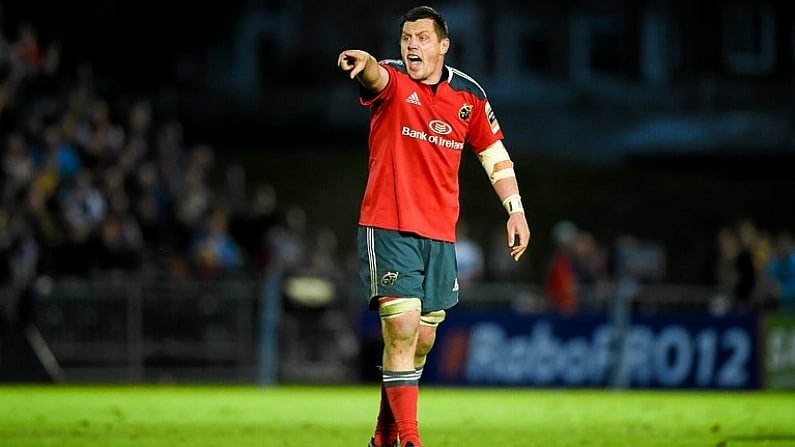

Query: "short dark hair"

xmin=400 ymin=6 xmax=448 ymax=40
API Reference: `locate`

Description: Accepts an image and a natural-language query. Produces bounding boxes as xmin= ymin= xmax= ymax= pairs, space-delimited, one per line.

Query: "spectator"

xmin=0 ymin=210 xmax=12 ymax=283
xmin=571 ymin=230 xmax=610 ymax=309
xmin=228 ymin=182 xmax=283 ymax=270
xmin=761 ymin=231 xmax=795 ymax=312
xmin=734 ymin=220 xmax=759 ymax=312
xmin=2 ymin=131 xmax=34 ymax=203
xmin=132 ymin=161 xmax=172 ymax=251
xmin=9 ymin=23 xmax=42 ymax=77
xmin=96 ymin=204 xmax=144 ymax=273
xmin=713 ymin=227 xmax=739 ymax=295
xmin=189 ymin=206 xmax=244 ymax=277
xmin=611 ymin=233 xmax=666 ymax=284
xmin=59 ymin=169 xmax=106 ymax=241
xmin=34 ymin=121 xmax=82 ymax=181
xmin=75 ymin=98 xmax=125 ymax=170
xmin=455 ymin=222 xmax=484 ymax=288
xmin=174 ymin=164 xmax=212 ymax=248
xmin=485 ymin=226 xmax=524 ymax=281
xmin=544 ymin=220 xmax=578 ymax=314
xmin=22 ymin=182 xmax=62 ymax=262
xmin=710 ymin=226 xmax=740 ymax=314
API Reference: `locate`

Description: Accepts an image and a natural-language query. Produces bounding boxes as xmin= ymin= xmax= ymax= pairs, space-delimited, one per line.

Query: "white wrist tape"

xmin=479 ymin=140 xmax=515 ymax=185
xmin=502 ymin=194 xmax=525 ymax=214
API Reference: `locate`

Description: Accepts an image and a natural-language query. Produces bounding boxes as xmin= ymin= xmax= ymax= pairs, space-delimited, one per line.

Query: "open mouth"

xmin=407 ymin=55 xmax=422 ymax=64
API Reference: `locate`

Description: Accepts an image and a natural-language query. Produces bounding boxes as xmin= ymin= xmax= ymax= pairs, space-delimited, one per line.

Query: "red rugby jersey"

xmin=358 ymin=60 xmax=504 ymax=242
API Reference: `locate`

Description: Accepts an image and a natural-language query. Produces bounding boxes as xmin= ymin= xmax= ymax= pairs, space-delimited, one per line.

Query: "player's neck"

xmin=425 ymin=66 xmax=448 ymax=93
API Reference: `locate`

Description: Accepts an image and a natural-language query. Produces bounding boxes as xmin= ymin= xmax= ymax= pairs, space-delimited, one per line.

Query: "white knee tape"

xmin=378 ymin=298 xmax=421 ymax=318
xmin=420 ymin=310 xmax=446 ymax=327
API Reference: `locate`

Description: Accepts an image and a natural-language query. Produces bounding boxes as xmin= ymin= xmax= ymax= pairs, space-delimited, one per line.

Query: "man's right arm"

xmin=337 ymin=49 xmax=389 ymax=93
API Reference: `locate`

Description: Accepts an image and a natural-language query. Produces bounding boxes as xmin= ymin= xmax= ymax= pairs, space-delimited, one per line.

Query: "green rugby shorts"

xmin=358 ymin=226 xmax=459 ymax=312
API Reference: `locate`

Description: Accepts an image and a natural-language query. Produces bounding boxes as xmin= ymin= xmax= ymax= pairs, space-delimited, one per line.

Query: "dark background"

xmin=2 ymin=0 xmax=794 ymax=283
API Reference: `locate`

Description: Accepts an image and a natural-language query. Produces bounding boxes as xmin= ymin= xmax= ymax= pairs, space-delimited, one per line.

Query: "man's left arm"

xmin=477 ymin=140 xmax=531 ymax=261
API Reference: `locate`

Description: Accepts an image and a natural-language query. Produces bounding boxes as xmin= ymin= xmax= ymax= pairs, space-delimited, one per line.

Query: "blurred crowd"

xmin=457 ymin=217 xmax=794 ymax=316
xmin=0 ymin=23 xmax=301 ymax=290
xmin=538 ymin=218 xmax=795 ymax=315
xmin=712 ymin=220 xmax=795 ymax=313
xmin=525 ymin=220 xmax=664 ymax=315
xmin=0 ymin=24 xmax=793 ymax=320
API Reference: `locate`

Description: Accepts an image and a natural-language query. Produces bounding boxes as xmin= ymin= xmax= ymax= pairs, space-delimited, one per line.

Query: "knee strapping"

xmin=420 ymin=310 xmax=446 ymax=327
xmin=378 ymin=297 xmax=421 ymax=319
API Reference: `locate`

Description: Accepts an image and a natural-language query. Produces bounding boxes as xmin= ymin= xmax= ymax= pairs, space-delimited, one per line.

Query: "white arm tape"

xmin=479 ymin=140 xmax=515 ymax=185
xmin=502 ymin=194 xmax=525 ymax=214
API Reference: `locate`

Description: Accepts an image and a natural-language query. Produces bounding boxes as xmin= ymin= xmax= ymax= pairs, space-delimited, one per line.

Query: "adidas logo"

xmin=405 ymin=92 xmax=422 ymax=106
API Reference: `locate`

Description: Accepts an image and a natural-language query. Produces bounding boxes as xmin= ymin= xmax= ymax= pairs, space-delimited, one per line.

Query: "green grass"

xmin=0 ymin=385 xmax=793 ymax=446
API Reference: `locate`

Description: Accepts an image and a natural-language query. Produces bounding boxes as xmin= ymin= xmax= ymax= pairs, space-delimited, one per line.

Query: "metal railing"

xmin=26 ymin=277 xmax=261 ymax=383
xmin=1 ymin=275 xmax=750 ymax=384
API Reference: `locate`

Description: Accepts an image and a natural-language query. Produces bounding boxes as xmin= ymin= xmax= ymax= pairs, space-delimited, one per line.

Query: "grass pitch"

xmin=0 ymin=385 xmax=793 ymax=447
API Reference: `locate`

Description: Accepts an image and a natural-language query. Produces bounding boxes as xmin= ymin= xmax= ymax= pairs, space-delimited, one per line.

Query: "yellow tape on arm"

xmin=479 ymin=140 xmax=516 ymax=185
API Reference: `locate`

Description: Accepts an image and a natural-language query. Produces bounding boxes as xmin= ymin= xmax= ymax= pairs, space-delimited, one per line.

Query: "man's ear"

xmin=440 ymin=38 xmax=450 ymax=55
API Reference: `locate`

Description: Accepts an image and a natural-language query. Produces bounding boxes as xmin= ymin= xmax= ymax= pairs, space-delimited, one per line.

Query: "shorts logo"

xmin=381 ymin=271 xmax=399 ymax=286
xmin=459 ymin=103 xmax=473 ymax=120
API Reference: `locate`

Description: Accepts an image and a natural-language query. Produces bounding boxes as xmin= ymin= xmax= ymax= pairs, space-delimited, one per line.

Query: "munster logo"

xmin=381 ymin=271 xmax=399 ymax=286
xmin=459 ymin=103 xmax=473 ymax=120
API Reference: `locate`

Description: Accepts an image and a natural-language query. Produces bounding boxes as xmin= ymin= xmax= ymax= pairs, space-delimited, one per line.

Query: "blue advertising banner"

xmin=387 ymin=312 xmax=762 ymax=389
